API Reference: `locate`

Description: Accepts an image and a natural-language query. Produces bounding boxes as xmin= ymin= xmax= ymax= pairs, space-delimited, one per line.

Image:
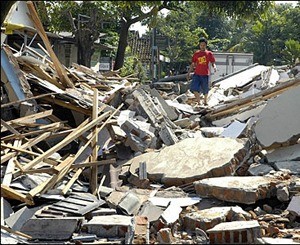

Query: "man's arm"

xmin=186 ymin=62 xmax=195 ymax=81
xmin=211 ymin=62 xmax=217 ymax=73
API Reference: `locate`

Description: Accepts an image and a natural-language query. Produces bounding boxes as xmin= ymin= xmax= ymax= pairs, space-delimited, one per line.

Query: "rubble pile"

xmin=1 ymin=3 xmax=300 ymax=244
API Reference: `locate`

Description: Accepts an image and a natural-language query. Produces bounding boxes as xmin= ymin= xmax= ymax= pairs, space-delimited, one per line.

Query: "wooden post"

xmin=26 ymin=1 xmax=75 ymax=89
xmin=90 ymin=88 xmax=99 ymax=195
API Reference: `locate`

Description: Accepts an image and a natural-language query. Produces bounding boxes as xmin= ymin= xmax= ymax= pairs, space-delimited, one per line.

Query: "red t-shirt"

xmin=192 ymin=50 xmax=216 ymax=75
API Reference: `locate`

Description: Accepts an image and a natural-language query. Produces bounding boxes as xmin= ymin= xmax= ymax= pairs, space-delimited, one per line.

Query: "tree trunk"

xmin=77 ymin=28 xmax=95 ymax=67
xmin=114 ymin=19 xmax=130 ymax=70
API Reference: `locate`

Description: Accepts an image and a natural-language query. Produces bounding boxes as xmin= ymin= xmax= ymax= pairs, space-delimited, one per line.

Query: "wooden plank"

xmin=0 ymin=92 xmax=58 ymax=108
xmin=21 ymin=107 xmax=109 ymax=171
xmin=1 ymin=119 xmax=24 ymax=138
xmin=1 ymin=185 xmax=34 ymax=205
xmin=40 ymin=96 xmax=92 ymax=116
xmin=61 ymin=168 xmax=84 ymax=195
xmin=1 ymin=225 xmax=32 ymax=239
xmin=70 ymin=159 xmax=116 ymax=169
xmin=26 ymin=1 xmax=75 ymax=89
xmin=207 ymin=79 xmax=300 ymax=119
xmin=3 ymin=110 xmax=53 ymax=130
xmin=90 ymin=88 xmax=99 ymax=195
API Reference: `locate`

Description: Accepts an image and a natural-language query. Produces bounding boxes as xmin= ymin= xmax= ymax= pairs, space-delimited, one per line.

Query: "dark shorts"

xmin=190 ymin=74 xmax=209 ymax=94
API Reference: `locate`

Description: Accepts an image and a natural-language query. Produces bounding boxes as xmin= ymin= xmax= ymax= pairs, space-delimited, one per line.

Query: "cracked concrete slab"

xmin=194 ymin=176 xmax=281 ymax=204
xmin=254 ymin=85 xmax=300 ymax=148
xmin=128 ymin=137 xmax=248 ymax=186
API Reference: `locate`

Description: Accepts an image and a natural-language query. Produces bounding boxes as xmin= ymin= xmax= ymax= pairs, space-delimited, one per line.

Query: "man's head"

xmin=199 ymin=37 xmax=207 ymax=51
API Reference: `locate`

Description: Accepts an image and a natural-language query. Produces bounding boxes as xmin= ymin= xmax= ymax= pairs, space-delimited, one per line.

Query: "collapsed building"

xmin=1 ymin=1 xmax=300 ymax=245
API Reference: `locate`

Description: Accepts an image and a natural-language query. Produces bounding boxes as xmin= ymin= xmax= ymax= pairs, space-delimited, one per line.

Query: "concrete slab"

xmin=117 ymin=192 xmax=142 ymax=215
xmin=254 ymin=85 xmax=300 ymax=148
xmin=194 ymin=176 xmax=278 ymax=204
xmin=83 ymin=215 xmax=134 ymax=238
xmin=183 ymin=206 xmax=251 ymax=232
xmin=20 ymin=217 xmax=82 ymax=240
xmin=265 ymin=144 xmax=300 ymax=163
xmin=220 ymin=120 xmax=247 ymax=138
xmin=274 ymin=161 xmax=300 ymax=175
xmin=128 ymin=137 xmax=248 ymax=186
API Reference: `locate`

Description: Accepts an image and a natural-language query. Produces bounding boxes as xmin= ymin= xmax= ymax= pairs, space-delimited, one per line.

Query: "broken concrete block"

xmin=5 ymin=205 xmax=45 ymax=231
xmin=106 ymin=190 xmax=126 ymax=209
xmin=247 ymin=163 xmax=274 ymax=176
xmin=117 ymin=192 xmax=142 ymax=215
xmin=265 ymin=144 xmax=300 ymax=163
xmin=286 ymin=195 xmax=300 ymax=216
xmin=200 ymin=127 xmax=225 ymax=137
xmin=157 ymin=228 xmax=174 ymax=244
xmin=128 ymin=137 xmax=248 ymax=187
xmin=138 ymin=201 xmax=164 ymax=223
xmin=133 ymin=216 xmax=149 ymax=244
xmin=276 ymin=186 xmax=289 ymax=202
xmin=150 ymin=88 xmax=178 ymax=121
xmin=273 ymin=161 xmax=300 ymax=175
xmin=20 ymin=217 xmax=82 ymax=240
xmin=158 ymin=124 xmax=179 ymax=146
xmin=220 ymin=120 xmax=247 ymax=138
xmin=83 ymin=215 xmax=134 ymax=239
xmin=99 ymin=185 xmax=114 ymax=198
xmin=206 ymin=220 xmax=261 ymax=244
xmin=160 ymin=202 xmax=182 ymax=224
xmin=194 ymin=176 xmax=278 ymax=204
xmin=173 ymin=118 xmax=191 ymax=128
xmin=183 ymin=206 xmax=251 ymax=232
xmin=254 ymin=85 xmax=300 ymax=148
xmin=88 ymin=207 xmax=117 ymax=217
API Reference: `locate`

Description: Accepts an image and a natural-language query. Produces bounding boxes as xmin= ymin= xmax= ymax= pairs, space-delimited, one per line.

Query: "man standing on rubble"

xmin=186 ymin=37 xmax=217 ymax=106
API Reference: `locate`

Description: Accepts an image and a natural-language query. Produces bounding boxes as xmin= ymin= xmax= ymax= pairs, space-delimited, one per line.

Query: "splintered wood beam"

xmin=1 ymin=185 xmax=34 ymax=205
xmin=26 ymin=1 xmax=75 ymax=89
xmin=90 ymin=88 xmax=99 ymax=195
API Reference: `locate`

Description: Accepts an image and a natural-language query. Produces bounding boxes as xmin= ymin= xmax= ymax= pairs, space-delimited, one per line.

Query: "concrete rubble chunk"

xmin=265 ymin=144 xmax=300 ymax=163
xmin=83 ymin=215 xmax=134 ymax=239
xmin=183 ymin=206 xmax=251 ymax=232
xmin=220 ymin=120 xmax=247 ymax=138
xmin=160 ymin=201 xmax=182 ymax=224
xmin=138 ymin=201 xmax=164 ymax=223
xmin=206 ymin=220 xmax=261 ymax=244
xmin=158 ymin=123 xmax=179 ymax=146
xmin=247 ymin=163 xmax=274 ymax=176
xmin=117 ymin=192 xmax=142 ymax=215
xmin=254 ymin=85 xmax=300 ymax=148
xmin=157 ymin=228 xmax=174 ymax=244
xmin=286 ymin=195 xmax=300 ymax=216
xmin=133 ymin=216 xmax=149 ymax=244
xmin=128 ymin=137 xmax=248 ymax=186
xmin=273 ymin=161 xmax=300 ymax=175
xmin=194 ymin=176 xmax=280 ymax=204
xmin=20 ymin=217 xmax=83 ymax=240
xmin=200 ymin=127 xmax=225 ymax=137
xmin=5 ymin=205 xmax=45 ymax=231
